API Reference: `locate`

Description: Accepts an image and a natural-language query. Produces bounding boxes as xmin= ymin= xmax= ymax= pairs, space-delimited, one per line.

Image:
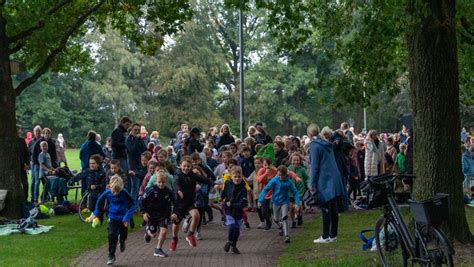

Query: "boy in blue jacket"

xmin=258 ymin=165 xmax=300 ymax=243
xmin=90 ymin=175 xmax=137 ymax=265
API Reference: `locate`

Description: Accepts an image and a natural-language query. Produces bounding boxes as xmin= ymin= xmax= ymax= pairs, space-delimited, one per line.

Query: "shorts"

xmin=172 ymin=203 xmax=196 ymax=224
xmin=147 ymin=218 xmax=169 ymax=233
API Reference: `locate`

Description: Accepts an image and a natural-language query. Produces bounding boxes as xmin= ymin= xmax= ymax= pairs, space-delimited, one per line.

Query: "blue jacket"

xmin=126 ymin=135 xmax=147 ymax=172
xmin=195 ymin=184 xmax=209 ymax=208
xmin=462 ymin=152 xmax=474 ymax=178
xmin=94 ymin=189 xmax=136 ymax=222
xmin=309 ymin=138 xmax=345 ymax=206
xmin=79 ymin=140 xmax=106 ymax=170
xmin=258 ymin=176 xmax=300 ymax=205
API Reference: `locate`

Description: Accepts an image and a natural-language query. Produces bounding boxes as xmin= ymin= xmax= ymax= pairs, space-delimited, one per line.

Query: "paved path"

xmin=72 ymin=211 xmax=315 ymax=266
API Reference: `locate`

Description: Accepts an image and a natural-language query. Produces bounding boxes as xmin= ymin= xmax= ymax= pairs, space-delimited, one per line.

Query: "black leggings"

xmin=348 ymin=178 xmax=360 ymax=200
xmin=108 ymin=219 xmax=128 ymax=257
xmin=321 ymin=199 xmax=339 ymax=239
xmin=259 ymin=199 xmax=272 ymax=228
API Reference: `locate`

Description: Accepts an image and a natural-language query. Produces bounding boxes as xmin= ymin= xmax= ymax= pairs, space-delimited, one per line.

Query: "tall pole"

xmin=239 ymin=4 xmax=245 ymax=140
xmin=363 ymin=90 xmax=367 ymax=132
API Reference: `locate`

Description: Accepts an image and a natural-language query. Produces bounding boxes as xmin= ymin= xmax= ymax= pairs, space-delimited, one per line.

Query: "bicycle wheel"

xmin=375 ymin=216 xmax=408 ymax=267
xmin=78 ymin=191 xmax=90 ymax=223
xmin=417 ymin=225 xmax=454 ymax=267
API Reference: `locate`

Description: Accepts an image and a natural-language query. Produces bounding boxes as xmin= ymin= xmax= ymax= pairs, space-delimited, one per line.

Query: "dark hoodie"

xmin=220 ymin=180 xmax=248 ymax=220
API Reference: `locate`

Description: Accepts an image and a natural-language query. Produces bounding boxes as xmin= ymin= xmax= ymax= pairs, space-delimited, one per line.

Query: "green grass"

xmin=280 ymin=208 xmax=474 ymax=266
xmin=0 ymin=149 xmax=141 ymax=266
xmin=0 ymin=214 xmax=142 ymax=266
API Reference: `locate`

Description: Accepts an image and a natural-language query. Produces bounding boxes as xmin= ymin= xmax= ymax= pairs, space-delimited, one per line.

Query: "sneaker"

xmin=329 ymin=236 xmax=337 ymax=242
xmin=119 ymin=241 xmax=126 ymax=252
xmin=231 ymin=246 xmax=241 ymax=254
xmin=224 ymin=241 xmax=232 ymax=252
xmin=154 ymin=248 xmax=168 ymax=257
xmin=285 ymin=236 xmax=291 ymax=243
xmin=313 ymin=236 xmax=331 ymax=244
xmin=144 ymin=233 xmax=151 ymax=243
xmin=196 ymin=232 xmax=203 ymax=240
xmin=257 ymin=222 xmax=264 ymax=229
xmin=244 ymin=222 xmax=251 ymax=229
xmin=170 ymin=238 xmax=178 ymax=251
xmin=297 ymin=215 xmax=303 ymax=226
xmin=291 ymin=221 xmax=297 ymax=229
xmin=106 ymin=256 xmax=115 ymax=265
xmin=264 ymin=225 xmax=271 ymax=231
xmin=186 ymin=234 xmax=197 ymax=247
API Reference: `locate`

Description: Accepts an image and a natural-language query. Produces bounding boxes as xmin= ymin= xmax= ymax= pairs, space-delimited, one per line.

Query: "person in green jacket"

xmin=287 ymin=153 xmax=309 ymax=228
xmin=147 ymin=163 xmax=174 ymax=190
xmin=395 ymin=144 xmax=407 ymax=174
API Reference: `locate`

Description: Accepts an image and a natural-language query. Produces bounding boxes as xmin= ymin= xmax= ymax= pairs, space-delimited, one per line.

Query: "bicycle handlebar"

xmin=369 ymin=173 xmax=416 ymax=185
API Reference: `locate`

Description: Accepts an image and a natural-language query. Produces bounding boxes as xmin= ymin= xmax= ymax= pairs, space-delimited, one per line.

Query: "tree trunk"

xmin=407 ymin=0 xmax=472 ymax=242
xmin=0 ymin=57 xmax=24 ymax=219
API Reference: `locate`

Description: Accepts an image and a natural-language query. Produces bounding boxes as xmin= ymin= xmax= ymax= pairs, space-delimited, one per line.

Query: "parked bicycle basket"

xmin=409 ymin=193 xmax=449 ymax=225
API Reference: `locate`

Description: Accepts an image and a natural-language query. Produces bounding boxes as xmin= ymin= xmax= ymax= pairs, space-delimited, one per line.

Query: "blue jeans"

xmin=130 ymin=175 xmax=139 ymax=201
xmin=30 ymin=164 xmax=40 ymax=202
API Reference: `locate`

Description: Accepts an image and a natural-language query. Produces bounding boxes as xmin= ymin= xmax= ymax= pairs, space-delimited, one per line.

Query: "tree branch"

xmin=15 ymin=1 xmax=104 ymax=96
xmin=7 ymin=0 xmax=72 ymax=45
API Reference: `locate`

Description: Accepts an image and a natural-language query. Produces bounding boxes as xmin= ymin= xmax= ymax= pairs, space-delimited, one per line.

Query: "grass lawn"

xmin=280 ymin=208 xmax=474 ymax=266
xmin=0 ymin=149 xmax=143 ymax=266
xmin=0 ymin=213 xmax=142 ymax=266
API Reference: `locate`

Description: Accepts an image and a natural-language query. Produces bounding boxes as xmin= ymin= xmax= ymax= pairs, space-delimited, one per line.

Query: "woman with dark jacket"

xmin=79 ymin=131 xmax=106 ymax=170
xmin=307 ymin=124 xmax=345 ymax=244
xmin=186 ymin=128 xmax=204 ymax=155
xmin=331 ymin=130 xmax=352 ymax=211
xmin=216 ymin=124 xmax=235 ymax=149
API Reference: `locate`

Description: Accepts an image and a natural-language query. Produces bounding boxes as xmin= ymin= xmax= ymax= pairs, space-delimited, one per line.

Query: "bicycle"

xmin=368 ymin=174 xmax=454 ymax=267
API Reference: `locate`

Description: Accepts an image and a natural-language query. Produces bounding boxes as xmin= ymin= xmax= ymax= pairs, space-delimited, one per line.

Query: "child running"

xmin=258 ymin=165 xmax=301 ymax=243
xmin=287 ymin=153 xmax=309 ymax=227
xmin=257 ymin=158 xmax=301 ymax=230
xmin=170 ymin=156 xmax=212 ymax=251
xmin=89 ymin=175 xmax=136 ymax=265
xmin=221 ymin=166 xmax=248 ymax=254
xmin=140 ymin=172 xmax=175 ymax=258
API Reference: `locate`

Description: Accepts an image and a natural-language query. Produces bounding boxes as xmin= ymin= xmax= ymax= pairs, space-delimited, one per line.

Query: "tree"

xmin=226 ymin=0 xmax=473 ymax=241
xmin=0 ymin=1 xmax=193 ymax=218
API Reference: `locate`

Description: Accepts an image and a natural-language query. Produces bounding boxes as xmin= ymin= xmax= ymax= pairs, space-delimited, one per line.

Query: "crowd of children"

xmin=30 ymin=118 xmax=469 ymax=265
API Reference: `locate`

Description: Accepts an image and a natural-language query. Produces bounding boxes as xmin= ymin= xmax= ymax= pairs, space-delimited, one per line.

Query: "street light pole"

xmin=239 ymin=4 xmax=245 ymax=140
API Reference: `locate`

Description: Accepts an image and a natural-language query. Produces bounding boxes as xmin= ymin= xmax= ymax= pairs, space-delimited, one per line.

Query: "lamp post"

xmin=239 ymin=4 xmax=245 ymax=140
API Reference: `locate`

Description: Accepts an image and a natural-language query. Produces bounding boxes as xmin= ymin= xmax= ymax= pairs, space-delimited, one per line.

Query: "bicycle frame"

xmin=384 ymin=184 xmax=432 ymax=264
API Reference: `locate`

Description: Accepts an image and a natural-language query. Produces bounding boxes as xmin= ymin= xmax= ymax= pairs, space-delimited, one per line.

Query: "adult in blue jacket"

xmin=126 ymin=123 xmax=147 ymax=200
xmin=79 ymin=130 xmax=106 ymax=171
xmin=308 ymin=124 xmax=345 ymax=244
xmin=462 ymin=146 xmax=474 ymax=189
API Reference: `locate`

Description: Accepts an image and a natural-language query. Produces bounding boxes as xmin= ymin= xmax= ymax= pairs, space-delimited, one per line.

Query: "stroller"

xmin=41 ymin=167 xmax=76 ymax=204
